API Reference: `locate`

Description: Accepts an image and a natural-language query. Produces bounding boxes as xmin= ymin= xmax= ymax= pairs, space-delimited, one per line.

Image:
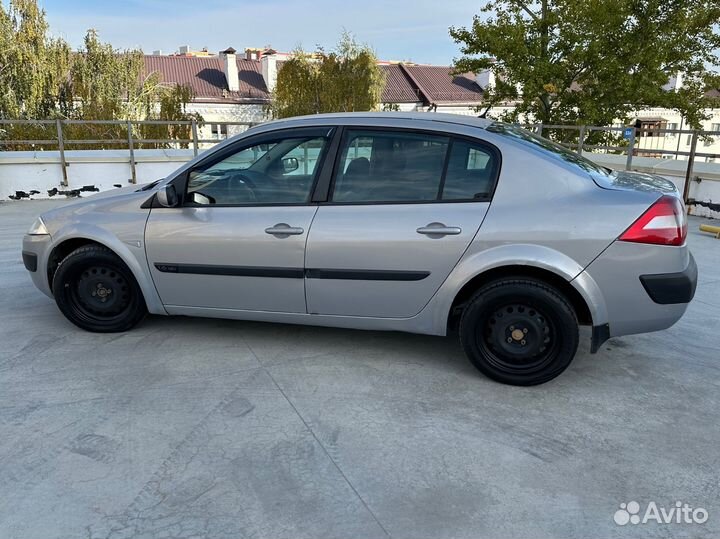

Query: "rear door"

xmin=305 ymin=128 xmax=500 ymax=318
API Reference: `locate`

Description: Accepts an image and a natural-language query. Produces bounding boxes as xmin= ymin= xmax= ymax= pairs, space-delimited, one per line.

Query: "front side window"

xmin=332 ymin=130 xmax=449 ymax=203
xmin=186 ymin=136 xmax=327 ymax=205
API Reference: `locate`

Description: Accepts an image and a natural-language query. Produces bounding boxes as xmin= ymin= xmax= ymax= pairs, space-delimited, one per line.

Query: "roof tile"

xmin=143 ymin=55 xmax=270 ymax=103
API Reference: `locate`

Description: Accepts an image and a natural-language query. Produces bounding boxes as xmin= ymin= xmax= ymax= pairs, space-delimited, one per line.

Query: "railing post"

xmin=56 ymin=119 xmax=68 ymax=187
xmin=191 ymin=118 xmax=199 ymax=157
xmin=683 ymin=130 xmax=699 ymax=204
xmin=536 ymin=123 xmax=544 ymax=137
xmin=127 ymin=120 xmax=137 ymax=184
xmin=577 ymin=125 xmax=586 ymax=155
xmin=625 ymin=127 xmax=636 ymax=171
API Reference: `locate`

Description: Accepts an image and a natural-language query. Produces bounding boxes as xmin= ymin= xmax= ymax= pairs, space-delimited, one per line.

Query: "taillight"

xmin=619 ymin=195 xmax=687 ymax=246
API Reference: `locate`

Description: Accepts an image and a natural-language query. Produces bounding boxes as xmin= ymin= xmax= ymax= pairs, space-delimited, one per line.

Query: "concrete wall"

xmin=1 ymin=149 xmax=195 ymax=200
xmin=2 ymin=148 xmax=719 ymax=218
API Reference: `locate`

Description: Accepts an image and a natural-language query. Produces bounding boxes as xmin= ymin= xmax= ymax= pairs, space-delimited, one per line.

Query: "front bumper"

xmin=22 ymin=234 xmax=54 ymax=298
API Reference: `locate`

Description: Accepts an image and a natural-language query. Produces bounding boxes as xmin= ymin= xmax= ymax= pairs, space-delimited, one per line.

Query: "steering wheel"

xmin=225 ymin=171 xmax=257 ymax=203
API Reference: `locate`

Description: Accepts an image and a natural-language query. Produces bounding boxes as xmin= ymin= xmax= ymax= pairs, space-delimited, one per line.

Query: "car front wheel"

xmin=459 ymin=278 xmax=579 ymax=386
xmin=52 ymin=245 xmax=147 ymax=332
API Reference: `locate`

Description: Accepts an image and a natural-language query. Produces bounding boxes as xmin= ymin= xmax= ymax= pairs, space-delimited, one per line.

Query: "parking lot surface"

xmin=1 ymin=199 xmax=719 ymax=539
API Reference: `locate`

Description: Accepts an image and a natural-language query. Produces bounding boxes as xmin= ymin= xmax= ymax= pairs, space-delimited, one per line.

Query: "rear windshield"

xmin=486 ymin=122 xmax=614 ymax=180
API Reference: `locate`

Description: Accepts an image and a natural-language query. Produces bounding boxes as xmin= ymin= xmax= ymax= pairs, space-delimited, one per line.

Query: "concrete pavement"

xmin=1 ymin=199 xmax=719 ymax=539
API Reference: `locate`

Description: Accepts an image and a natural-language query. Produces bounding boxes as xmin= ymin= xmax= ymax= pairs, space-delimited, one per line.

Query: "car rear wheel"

xmin=459 ymin=278 xmax=579 ymax=386
xmin=52 ymin=245 xmax=147 ymax=332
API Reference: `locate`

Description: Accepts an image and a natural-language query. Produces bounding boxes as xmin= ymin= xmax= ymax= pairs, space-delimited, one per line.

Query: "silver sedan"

xmin=22 ymin=112 xmax=697 ymax=385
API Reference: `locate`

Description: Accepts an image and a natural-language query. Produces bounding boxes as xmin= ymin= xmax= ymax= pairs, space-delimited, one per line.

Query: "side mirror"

xmin=282 ymin=157 xmax=299 ymax=173
xmin=156 ymin=184 xmax=179 ymax=207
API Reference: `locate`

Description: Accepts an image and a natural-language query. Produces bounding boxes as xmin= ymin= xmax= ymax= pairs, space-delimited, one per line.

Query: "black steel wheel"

xmin=52 ymin=245 xmax=147 ymax=332
xmin=459 ymin=278 xmax=578 ymax=385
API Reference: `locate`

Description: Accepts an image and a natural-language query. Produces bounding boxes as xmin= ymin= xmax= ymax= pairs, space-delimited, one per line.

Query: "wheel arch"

xmin=434 ymin=244 xmax=609 ymax=337
xmin=447 ymin=265 xmax=593 ymax=332
xmin=47 ymin=228 xmax=165 ymax=315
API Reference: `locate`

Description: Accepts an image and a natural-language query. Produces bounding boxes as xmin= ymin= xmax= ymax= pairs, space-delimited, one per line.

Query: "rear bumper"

xmin=581 ymin=242 xmax=694 ymax=341
xmin=640 ymin=253 xmax=697 ymax=304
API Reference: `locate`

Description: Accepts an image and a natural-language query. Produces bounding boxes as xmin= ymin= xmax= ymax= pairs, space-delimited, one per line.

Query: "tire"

xmin=52 ymin=245 xmax=147 ymax=332
xmin=459 ymin=278 xmax=579 ymax=386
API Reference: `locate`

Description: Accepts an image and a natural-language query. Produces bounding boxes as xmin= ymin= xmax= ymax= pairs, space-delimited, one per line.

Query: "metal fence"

xmin=1 ymin=118 xmax=718 ymax=199
xmin=0 ymin=118 xmax=257 ymax=186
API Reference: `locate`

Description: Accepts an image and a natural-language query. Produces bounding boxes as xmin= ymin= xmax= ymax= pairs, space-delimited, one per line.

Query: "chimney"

xmin=475 ymin=68 xmax=495 ymax=92
xmin=221 ymin=47 xmax=239 ymax=92
xmin=261 ymin=50 xmax=278 ymax=92
xmin=674 ymin=71 xmax=684 ymax=92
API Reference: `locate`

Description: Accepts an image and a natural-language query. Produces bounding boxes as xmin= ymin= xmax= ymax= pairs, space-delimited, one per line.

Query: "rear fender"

xmin=426 ymin=243 xmax=608 ymax=335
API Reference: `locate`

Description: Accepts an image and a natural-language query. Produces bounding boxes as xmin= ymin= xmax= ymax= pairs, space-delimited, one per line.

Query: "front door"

xmin=145 ymin=128 xmax=331 ymax=313
xmin=305 ymin=129 xmax=500 ymax=318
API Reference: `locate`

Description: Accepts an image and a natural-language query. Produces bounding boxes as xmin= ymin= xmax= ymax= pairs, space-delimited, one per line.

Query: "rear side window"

xmin=332 ymin=130 xmax=449 ymax=202
xmin=442 ymin=140 xmax=497 ymax=200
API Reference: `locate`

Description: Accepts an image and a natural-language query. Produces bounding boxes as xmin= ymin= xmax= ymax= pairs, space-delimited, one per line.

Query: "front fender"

xmin=49 ymin=223 xmax=166 ymax=315
xmin=423 ymin=243 xmax=608 ymax=335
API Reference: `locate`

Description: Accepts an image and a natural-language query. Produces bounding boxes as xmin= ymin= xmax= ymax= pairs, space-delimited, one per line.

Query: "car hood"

xmin=85 ymin=181 xmax=160 ymax=200
xmin=38 ymin=182 xmax=160 ymax=236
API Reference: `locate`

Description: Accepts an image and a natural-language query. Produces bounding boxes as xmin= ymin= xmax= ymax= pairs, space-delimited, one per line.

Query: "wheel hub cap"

xmin=484 ymin=303 xmax=553 ymax=364
xmin=74 ymin=266 xmax=130 ymax=316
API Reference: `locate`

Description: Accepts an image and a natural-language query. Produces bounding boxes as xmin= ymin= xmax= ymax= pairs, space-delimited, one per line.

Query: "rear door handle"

xmin=265 ymin=223 xmax=305 ymax=237
xmin=416 ymin=222 xmax=462 ymax=237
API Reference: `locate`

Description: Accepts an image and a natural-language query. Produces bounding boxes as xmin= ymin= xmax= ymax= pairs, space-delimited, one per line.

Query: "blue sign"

xmin=623 ymin=127 xmax=634 ymax=140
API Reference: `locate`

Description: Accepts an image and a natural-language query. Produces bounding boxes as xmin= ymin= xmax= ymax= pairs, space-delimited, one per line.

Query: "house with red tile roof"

xmin=141 ymin=47 xmax=489 ymax=140
xmin=142 ymin=47 xmax=720 ymax=159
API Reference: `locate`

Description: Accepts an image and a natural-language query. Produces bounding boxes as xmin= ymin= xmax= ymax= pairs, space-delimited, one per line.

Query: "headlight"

xmin=27 ymin=217 xmax=49 ymax=235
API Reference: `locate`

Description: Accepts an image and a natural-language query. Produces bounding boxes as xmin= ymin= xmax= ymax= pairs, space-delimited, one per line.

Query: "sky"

xmin=39 ymin=0 xmax=481 ymax=65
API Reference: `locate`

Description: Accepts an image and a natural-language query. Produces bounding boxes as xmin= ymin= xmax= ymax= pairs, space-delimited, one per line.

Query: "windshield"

xmin=486 ymin=122 xmax=614 ymax=178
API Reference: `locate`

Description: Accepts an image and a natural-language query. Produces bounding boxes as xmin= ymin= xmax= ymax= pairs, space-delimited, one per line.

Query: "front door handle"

xmin=416 ymin=222 xmax=462 ymax=237
xmin=265 ymin=223 xmax=305 ymax=237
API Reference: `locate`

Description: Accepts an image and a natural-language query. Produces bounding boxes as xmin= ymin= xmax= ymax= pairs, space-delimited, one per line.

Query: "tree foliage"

xmin=0 ymin=0 xmax=200 ymax=149
xmin=450 ymin=0 xmax=720 ymax=129
xmin=271 ymin=33 xmax=385 ymax=118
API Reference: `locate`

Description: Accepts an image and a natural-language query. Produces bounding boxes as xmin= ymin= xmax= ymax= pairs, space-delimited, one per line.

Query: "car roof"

xmin=255 ymin=111 xmax=493 ymax=131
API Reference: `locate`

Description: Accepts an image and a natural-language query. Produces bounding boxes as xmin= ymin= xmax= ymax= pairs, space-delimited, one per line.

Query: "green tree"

xmin=0 ymin=1 xmax=201 ymax=150
xmin=65 ymin=29 xmax=202 ymax=149
xmin=0 ymin=0 xmax=71 ymax=146
xmin=272 ymin=32 xmax=385 ymax=118
xmin=450 ymin=0 xmax=720 ymax=130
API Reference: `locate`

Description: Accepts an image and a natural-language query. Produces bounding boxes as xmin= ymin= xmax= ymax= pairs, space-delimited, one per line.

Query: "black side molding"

xmin=155 ymin=263 xmax=304 ymax=279
xmin=22 ymin=251 xmax=37 ymax=272
xmin=154 ymin=263 xmax=430 ymax=282
xmin=304 ymin=268 xmax=430 ymax=281
xmin=640 ymin=254 xmax=698 ymax=305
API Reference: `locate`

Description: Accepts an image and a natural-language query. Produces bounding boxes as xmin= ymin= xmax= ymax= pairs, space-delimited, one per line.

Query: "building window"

xmin=666 ymin=122 xmax=677 ymax=137
xmin=711 ymin=123 xmax=720 ymax=133
xmin=211 ymin=124 xmax=228 ymax=139
xmin=686 ymin=134 xmax=693 ymax=146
